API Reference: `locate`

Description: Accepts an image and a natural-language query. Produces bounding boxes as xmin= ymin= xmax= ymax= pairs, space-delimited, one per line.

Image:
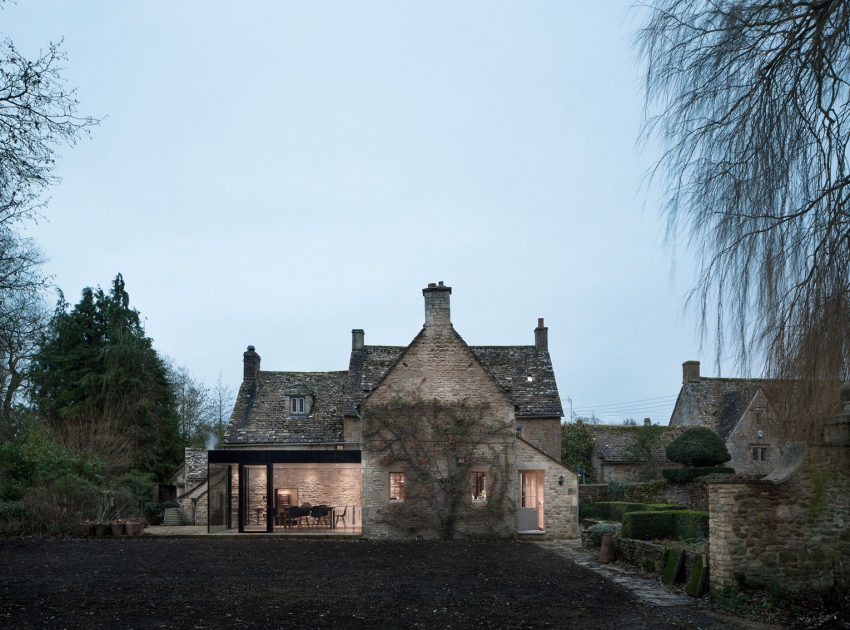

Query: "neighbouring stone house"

xmin=707 ymin=384 xmax=850 ymax=595
xmin=586 ymin=424 xmax=686 ymax=482
xmin=173 ymin=448 xmax=208 ymax=525
xmin=669 ymin=361 xmax=784 ymax=476
xmin=204 ymin=282 xmax=578 ymax=539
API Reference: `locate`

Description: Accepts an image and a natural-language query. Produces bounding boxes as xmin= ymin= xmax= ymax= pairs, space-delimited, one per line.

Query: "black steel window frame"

xmin=208 ymin=450 xmax=362 ymax=532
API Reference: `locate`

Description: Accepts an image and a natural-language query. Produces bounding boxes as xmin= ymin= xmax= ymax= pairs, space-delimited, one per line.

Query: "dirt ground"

xmin=0 ymin=537 xmax=764 ymax=629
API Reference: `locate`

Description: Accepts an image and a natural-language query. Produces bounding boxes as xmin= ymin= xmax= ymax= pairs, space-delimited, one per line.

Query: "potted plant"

xmin=124 ymin=519 xmax=142 ymax=536
xmin=110 ymin=519 xmax=125 ymax=536
xmin=93 ymin=503 xmax=112 ymax=537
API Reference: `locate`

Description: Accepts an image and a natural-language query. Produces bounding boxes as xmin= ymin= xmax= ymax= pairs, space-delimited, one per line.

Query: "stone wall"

xmin=708 ymin=444 xmax=850 ymax=594
xmin=579 ymin=484 xmax=608 ymax=507
xmin=516 ymin=438 xmax=578 ymax=538
xmin=614 ymin=538 xmax=701 ymax=580
xmin=724 ymin=389 xmax=782 ymax=477
xmin=273 ymin=464 xmax=361 ymax=507
xmin=361 ymin=315 xmax=515 ymax=539
xmin=660 ymin=481 xmax=708 ymax=512
xmin=517 ymin=417 xmax=561 ymax=461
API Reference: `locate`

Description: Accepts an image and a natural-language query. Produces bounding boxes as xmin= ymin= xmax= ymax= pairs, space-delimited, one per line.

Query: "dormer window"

xmin=290 ymin=396 xmax=305 ymax=414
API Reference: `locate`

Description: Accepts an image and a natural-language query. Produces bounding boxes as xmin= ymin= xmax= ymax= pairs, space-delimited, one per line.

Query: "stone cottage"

xmin=206 ymin=282 xmax=578 ymax=539
xmin=586 ymin=423 xmax=686 ymax=482
xmin=669 ymin=361 xmax=784 ymax=476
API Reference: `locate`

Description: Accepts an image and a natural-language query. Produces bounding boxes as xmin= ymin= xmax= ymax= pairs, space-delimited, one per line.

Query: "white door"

xmin=518 ymin=471 xmax=544 ymax=531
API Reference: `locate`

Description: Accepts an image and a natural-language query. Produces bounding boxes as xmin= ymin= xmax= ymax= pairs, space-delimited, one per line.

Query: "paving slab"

xmin=538 ymin=539 xmax=692 ymax=607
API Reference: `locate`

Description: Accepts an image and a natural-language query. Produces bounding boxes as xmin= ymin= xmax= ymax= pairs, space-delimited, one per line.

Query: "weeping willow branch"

xmin=639 ymin=0 xmax=850 ymax=439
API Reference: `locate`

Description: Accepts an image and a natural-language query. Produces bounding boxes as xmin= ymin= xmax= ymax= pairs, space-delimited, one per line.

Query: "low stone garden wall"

xmin=708 ymin=443 xmax=850 ymax=595
xmin=580 ymin=480 xmax=708 ymax=512
xmin=578 ymin=484 xmax=608 ymax=506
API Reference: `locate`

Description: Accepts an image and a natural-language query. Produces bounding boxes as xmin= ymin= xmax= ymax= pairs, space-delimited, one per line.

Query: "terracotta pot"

xmin=110 ymin=522 xmax=125 ymax=536
xmin=80 ymin=522 xmax=94 ymax=537
xmin=124 ymin=521 xmax=141 ymax=536
xmin=94 ymin=523 xmax=109 ymax=537
xmin=599 ymin=534 xmax=616 ymax=563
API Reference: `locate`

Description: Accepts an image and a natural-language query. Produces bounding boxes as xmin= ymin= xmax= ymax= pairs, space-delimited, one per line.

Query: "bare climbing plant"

xmin=362 ymin=396 xmax=515 ymax=539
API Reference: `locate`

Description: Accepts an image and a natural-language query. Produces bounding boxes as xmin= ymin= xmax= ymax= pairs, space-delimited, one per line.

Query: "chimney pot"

xmin=243 ymin=345 xmax=261 ymax=380
xmin=683 ymin=360 xmax=700 ymax=384
xmin=352 ymin=329 xmax=365 ymax=350
xmin=534 ymin=318 xmax=549 ymax=352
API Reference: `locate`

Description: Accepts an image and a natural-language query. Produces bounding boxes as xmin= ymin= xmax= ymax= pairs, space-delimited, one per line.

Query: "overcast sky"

xmin=4 ymin=1 xmax=733 ymax=424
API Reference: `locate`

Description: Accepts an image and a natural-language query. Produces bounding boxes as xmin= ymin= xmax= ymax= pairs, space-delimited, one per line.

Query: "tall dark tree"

xmin=31 ymin=275 xmax=181 ymax=481
xmin=639 ymin=1 xmax=850 ymax=437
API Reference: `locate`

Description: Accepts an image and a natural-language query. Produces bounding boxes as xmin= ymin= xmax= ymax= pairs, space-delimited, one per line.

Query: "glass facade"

xmin=207 ymin=450 xmax=361 ymax=534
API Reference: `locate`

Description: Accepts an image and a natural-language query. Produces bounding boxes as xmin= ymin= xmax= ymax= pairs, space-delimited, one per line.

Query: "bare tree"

xmin=639 ymin=1 xmax=850 ymax=436
xmin=362 ymin=397 xmax=514 ymax=539
xmin=0 ymin=36 xmax=98 ymax=227
xmin=211 ymin=374 xmax=234 ymax=446
xmin=165 ymin=363 xmax=217 ymax=447
xmin=0 ymin=286 xmax=47 ymax=424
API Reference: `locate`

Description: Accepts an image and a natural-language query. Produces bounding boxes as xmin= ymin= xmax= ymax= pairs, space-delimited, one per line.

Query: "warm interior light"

xmin=526 ymin=375 xmax=533 ymax=382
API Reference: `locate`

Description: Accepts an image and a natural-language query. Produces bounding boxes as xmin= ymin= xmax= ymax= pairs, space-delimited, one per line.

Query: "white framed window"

xmin=389 ymin=472 xmax=405 ymax=502
xmin=472 ymin=472 xmax=487 ymax=502
xmin=290 ymin=396 xmax=305 ymax=414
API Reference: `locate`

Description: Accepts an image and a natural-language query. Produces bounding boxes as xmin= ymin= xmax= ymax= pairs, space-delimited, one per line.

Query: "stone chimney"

xmin=423 ymin=281 xmax=452 ymax=330
xmin=352 ymin=329 xmax=365 ymax=350
xmin=243 ymin=345 xmax=261 ymax=380
xmin=682 ymin=360 xmax=700 ymax=384
xmin=534 ymin=318 xmax=548 ymax=351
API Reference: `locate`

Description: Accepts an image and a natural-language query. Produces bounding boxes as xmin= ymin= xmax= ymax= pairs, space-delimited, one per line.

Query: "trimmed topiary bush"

xmin=662 ymin=467 xmax=735 ymax=483
xmin=620 ymin=509 xmax=709 ymax=541
xmin=581 ymin=501 xmax=686 ymax=521
xmin=665 ymin=426 xmax=731 ymax=466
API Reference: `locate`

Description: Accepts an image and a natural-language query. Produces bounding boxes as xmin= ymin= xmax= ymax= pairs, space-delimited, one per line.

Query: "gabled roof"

xmin=470 ymin=345 xmax=563 ymax=417
xmin=225 ymin=371 xmax=348 ymax=445
xmin=670 ymin=377 xmax=766 ymax=440
xmin=342 ymin=338 xmax=563 ymax=418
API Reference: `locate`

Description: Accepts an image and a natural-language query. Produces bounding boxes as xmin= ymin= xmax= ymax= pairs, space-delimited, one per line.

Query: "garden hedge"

xmin=661 ymin=467 xmax=735 ymax=483
xmin=620 ymin=509 xmax=709 ymax=541
xmin=581 ymin=501 xmax=686 ymax=521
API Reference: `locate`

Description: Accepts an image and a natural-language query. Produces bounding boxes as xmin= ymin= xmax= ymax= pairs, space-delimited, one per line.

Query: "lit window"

xmin=389 ymin=472 xmax=405 ymax=501
xmin=290 ymin=397 xmax=305 ymax=414
xmin=472 ymin=472 xmax=487 ymax=502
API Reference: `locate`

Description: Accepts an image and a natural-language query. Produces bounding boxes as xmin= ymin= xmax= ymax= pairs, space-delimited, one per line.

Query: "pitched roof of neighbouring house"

xmin=670 ymin=377 xmax=766 ymax=440
xmin=225 ymin=371 xmax=348 ymax=445
xmin=343 ymin=342 xmax=563 ymax=418
xmin=587 ymin=425 xmax=687 ymax=463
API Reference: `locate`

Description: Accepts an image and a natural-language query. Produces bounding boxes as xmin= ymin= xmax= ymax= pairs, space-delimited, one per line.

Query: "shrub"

xmin=621 ymin=509 xmax=709 ymax=541
xmin=22 ymin=475 xmax=102 ymax=534
xmin=606 ymin=480 xmax=627 ymax=500
xmin=585 ymin=522 xmax=621 ymax=547
xmin=581 ymin=501 xmax=686 ymax=521
xmin=662 ymin=467 xmax=735 ymax=483
xmin=665 ymin=426 xmax=731 ymax=466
